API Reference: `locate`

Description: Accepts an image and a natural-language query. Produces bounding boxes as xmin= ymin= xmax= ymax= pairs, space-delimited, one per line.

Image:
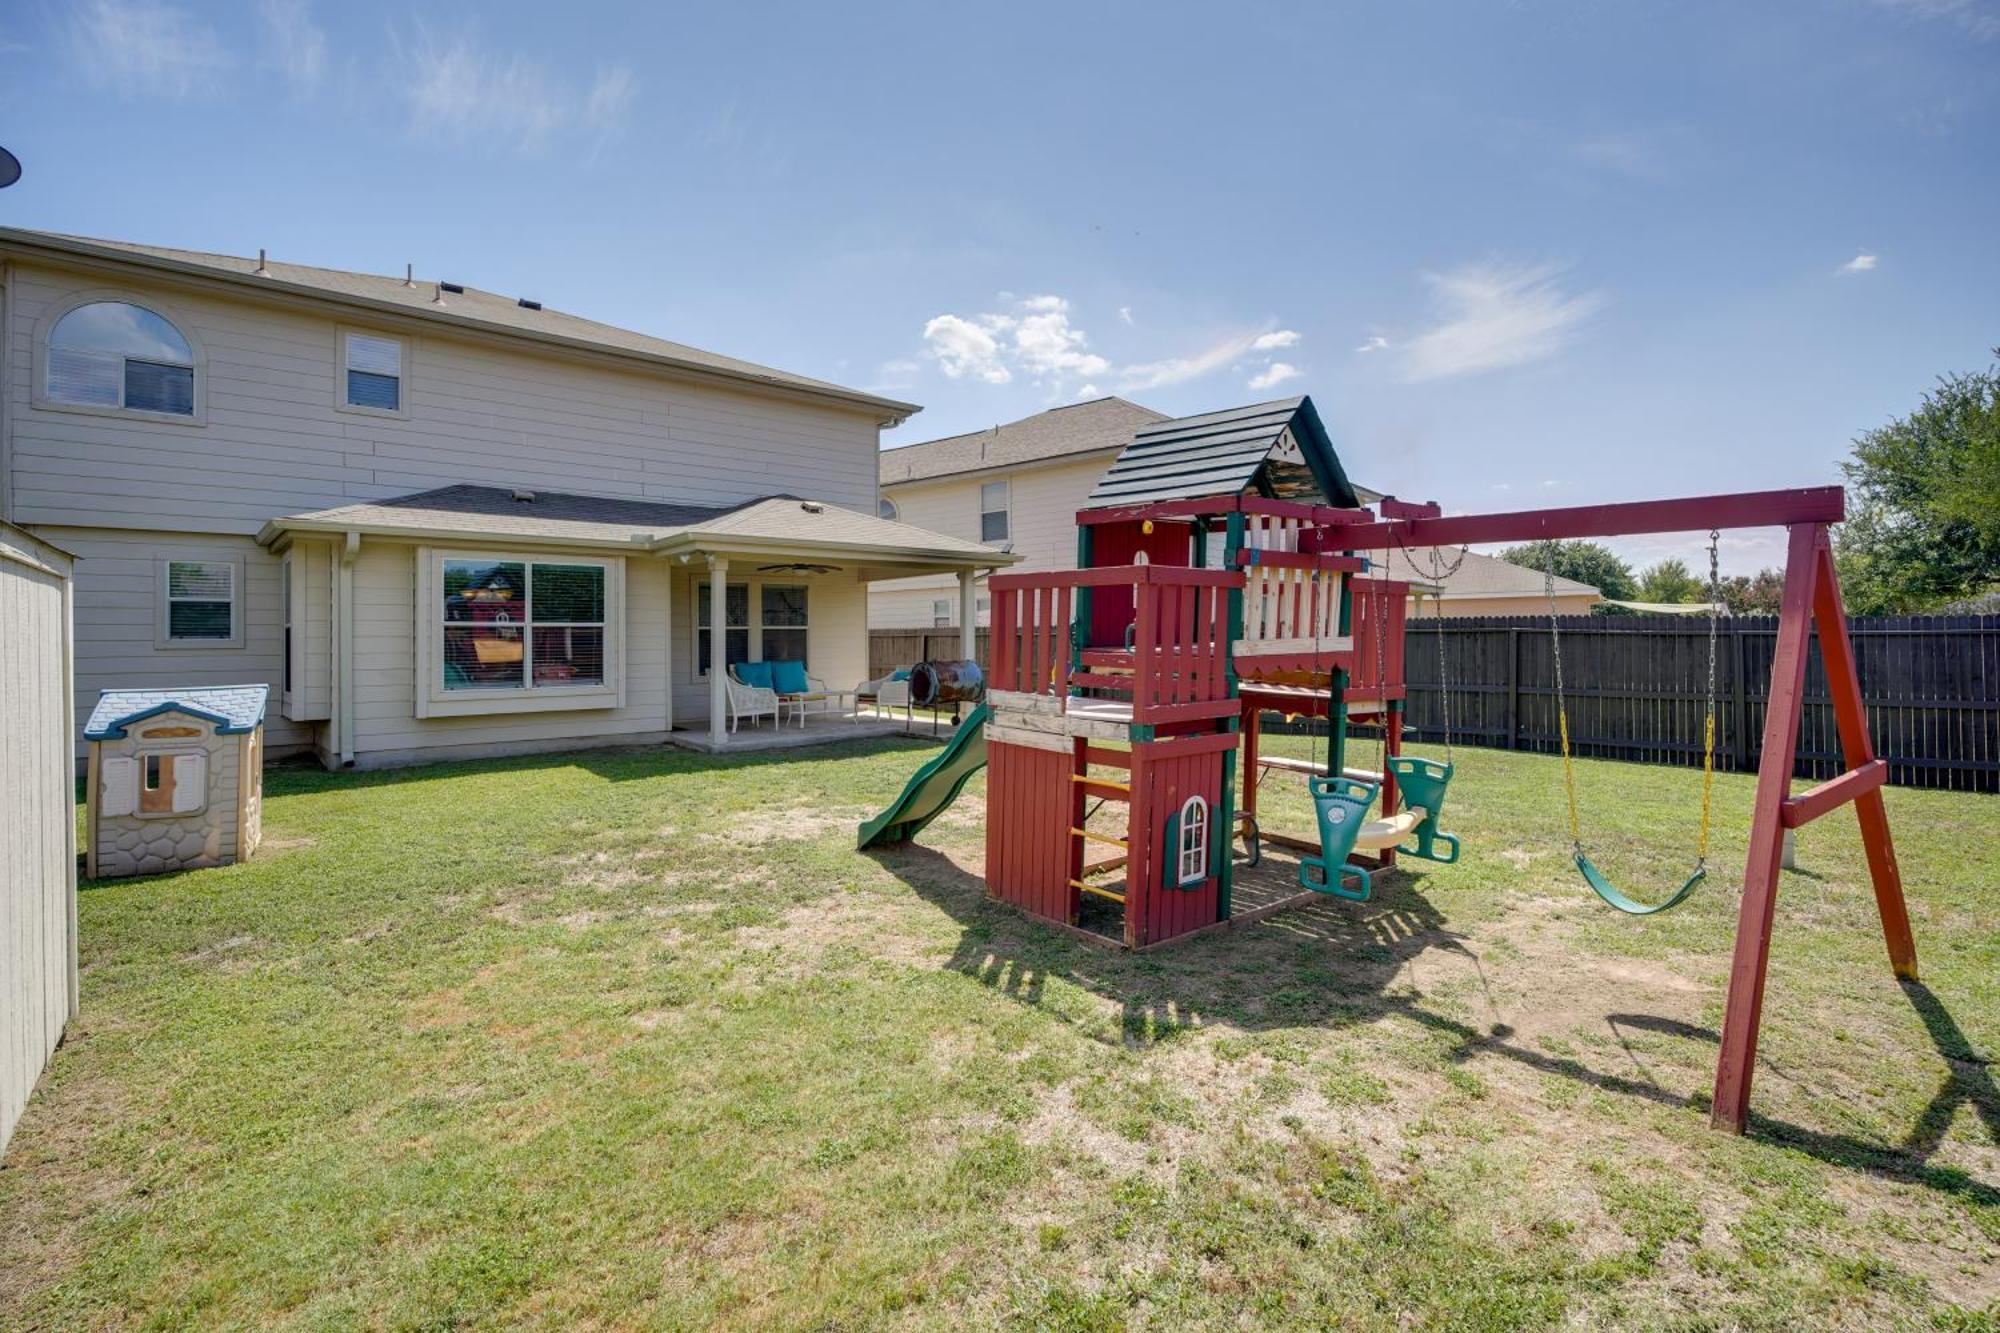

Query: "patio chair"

xmin=724 ymin=665 xmax=780 ymax=731
xmin=856 ymin=668 xmax=914 ymax=724
xmin=764 ymin=659 xmax=845 ymax=727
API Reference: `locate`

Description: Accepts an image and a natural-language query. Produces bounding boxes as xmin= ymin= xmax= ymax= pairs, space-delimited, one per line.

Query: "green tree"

xmin=1718 ymin=569 xmax=1785 ymax=615
xmin=1836 ymin=351 xmax=2000 ymax=614
xmin=1499 ymin=540 xmax=1636 ymax=601
xmin=1637 ymin=558 xmax=1703 ymax=603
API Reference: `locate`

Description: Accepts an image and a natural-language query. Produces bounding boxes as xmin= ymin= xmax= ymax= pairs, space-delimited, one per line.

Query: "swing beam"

xmin=1337 ymin=485 xmax=1913 ymax=1136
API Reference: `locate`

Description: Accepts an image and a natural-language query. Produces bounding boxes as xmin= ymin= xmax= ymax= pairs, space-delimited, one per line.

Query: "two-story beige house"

xmin=869 ymin=397 xmax=1168 ymax=630
xmin=0 ymin=228 xmax=1008 ymax=767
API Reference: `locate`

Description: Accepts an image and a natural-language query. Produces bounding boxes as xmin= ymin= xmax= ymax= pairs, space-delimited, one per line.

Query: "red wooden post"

xmin=1711 ymin=523 xmax=1821 ymax=1133
xmin=1808 ymin=534 xmax=1918 ymax=980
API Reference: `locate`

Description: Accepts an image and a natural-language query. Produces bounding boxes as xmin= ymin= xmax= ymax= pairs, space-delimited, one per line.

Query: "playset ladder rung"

xmin=1071 ymin=776 xmax=1131 ymax=801
xmin=1069 ymin=827 xmax=1129 ymax=848
xmin=1069 ymin=878 xmax=1127 ymax=904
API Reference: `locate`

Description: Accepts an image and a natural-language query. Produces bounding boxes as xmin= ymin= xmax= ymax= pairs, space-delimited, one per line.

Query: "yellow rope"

xmin=1557 ymin=708 xmax=1582 ymax=847
xmin=1697 ymin=713 xmax=1716 ymax=862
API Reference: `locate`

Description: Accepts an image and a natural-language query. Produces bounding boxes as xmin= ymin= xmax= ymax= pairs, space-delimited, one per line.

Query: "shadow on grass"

xmin=875 ymin=841 xmax=2000 ymax=1210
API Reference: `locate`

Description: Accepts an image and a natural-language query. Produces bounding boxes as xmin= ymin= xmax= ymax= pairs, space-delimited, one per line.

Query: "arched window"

xmin=878 ymin=497 xmax=899 ymax=521
xmin=1176 ymin=794 xmax=1209 ymax=886
xmin=47 ymin=301 xmax=196 ymax=415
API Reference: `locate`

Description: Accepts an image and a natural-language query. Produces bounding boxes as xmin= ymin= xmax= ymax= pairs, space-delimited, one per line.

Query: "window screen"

xmin=345 ymin=333 xmax=403 ymax=411
xmin=166 ymin=561 xmax=234 ymax=640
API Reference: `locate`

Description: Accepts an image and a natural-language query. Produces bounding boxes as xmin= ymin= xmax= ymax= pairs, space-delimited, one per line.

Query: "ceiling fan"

xmin=757 ymin=562 xmax=840 ymax=575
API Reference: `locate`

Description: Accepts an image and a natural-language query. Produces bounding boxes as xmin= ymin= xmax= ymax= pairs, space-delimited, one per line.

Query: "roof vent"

xmin=403 ymin=263 xmax=414 ymax=287
xmin=440 ymin=281 xmax=465 ymax=294
xmin=254 ymin=247 xmax=270 ymax=277
xmin=800 ymin=501 xmax=824 ymax=514
xmin=512 ymin=489 xmax=537 ymax=503
xmin=517 ymin=297 xmax=542 ymax=311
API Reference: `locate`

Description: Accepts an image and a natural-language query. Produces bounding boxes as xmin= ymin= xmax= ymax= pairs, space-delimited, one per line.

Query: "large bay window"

xmin=418 ymin=550 xmax=622 ymax=716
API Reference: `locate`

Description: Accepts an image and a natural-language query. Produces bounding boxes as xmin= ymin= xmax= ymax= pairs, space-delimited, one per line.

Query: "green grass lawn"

xmin=2 ymin=735 xmax=1994 ymax=1329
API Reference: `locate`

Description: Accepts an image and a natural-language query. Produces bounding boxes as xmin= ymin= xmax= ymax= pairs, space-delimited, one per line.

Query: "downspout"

xmin=336 ymin=530 xmax=359 ymax=767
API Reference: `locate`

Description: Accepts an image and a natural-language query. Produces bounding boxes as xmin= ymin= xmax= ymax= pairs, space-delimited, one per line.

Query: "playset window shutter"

xmin=101 ymin=756 xmax=138 ymax=816
xmin=171 ymin=753 xmax=207 ymax=813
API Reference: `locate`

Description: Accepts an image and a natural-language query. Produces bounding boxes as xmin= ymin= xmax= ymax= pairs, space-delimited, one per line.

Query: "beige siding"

xmin=869 ymin=455 xmax=1105 ymax=629
xmin=283 ymin=538 xmax=334 ymax=720
xmin=0 ymin=522 xmax=75 ymax=1156
xmin=42 ymin=526 xmax=307 ymax=759
xmin=668 ymin=567 xmax=870 ymax=721
xmin=345 ymin=542 xmax=671 ymax=768
xmin=3 ymin=259 xmax=884 ymax=534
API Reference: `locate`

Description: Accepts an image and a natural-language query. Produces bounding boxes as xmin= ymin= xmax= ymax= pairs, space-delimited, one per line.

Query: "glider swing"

xmin=1542 ymin=531 xmax=1723 ymax=916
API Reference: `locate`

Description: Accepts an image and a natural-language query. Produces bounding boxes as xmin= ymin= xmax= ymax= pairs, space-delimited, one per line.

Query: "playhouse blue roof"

xmin=84 ymin=685 xmax=269 ymax=740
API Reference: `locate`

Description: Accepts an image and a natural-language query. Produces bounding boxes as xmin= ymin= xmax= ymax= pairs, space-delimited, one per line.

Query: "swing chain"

xmin=1696 ymin=529 xmax=1722 ymax=871
xmin=1544 ymin=546 xmax=1583 ymax=856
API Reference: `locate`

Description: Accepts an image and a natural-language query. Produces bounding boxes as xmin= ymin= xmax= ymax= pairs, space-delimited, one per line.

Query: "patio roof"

xmin=256 ymin=485 xmax=1016 ymax=576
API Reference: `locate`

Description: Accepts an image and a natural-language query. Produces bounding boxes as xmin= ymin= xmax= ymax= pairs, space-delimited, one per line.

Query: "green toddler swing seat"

xmin=1298 ymin=758 xmax=1462 ymax=903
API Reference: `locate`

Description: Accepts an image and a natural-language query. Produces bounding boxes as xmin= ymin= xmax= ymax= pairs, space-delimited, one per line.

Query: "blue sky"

xmin=3 ymin=0 xmax=1995 ymax=574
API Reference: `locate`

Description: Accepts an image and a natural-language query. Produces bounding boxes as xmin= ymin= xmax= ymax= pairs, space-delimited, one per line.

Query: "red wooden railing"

xmin=1348 ymin=577 xmax=1409 ymax=697
xmin=990 ymin=565 xmax=1240 ymax=724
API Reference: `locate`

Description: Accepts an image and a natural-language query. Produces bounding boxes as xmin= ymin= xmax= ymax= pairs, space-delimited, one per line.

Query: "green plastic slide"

xmin=856 ymin=703 xmax=991 ymax=849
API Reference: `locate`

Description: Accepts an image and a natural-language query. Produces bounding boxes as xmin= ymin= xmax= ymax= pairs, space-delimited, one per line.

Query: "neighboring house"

xmin=0 ymin=228 xmax=1007 ymax=766
xmin=870 ymin=397 xmax=1170 ymax=629
xmin=1384 ymin=546 xmax=1602 ymax=616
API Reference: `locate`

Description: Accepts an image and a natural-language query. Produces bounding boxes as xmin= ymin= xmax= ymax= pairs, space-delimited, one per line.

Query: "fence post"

xmin=1506 ymin=626 xmax=1520 ymax=750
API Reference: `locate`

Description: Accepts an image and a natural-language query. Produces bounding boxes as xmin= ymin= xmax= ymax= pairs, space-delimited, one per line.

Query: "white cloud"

xmin=1118 ymin=306 xmax=1135 ymax=326
xmin=397 ymin=23 xmax=635 ymax=154
xmin=1252 ymin=329 xmax=1301 ymax=350
xmin=922 ymin=315 xmax=1013 ymax=384
xmin=69 ymin=0 xmax=232 ymax=99
xmin=1011 ymin=295 xmax=1110 ymax=379
xmin=1398 ymin=262 xmax=1604 ymax=382
xmin=256 ymin=0 xmax=323 ymax=94
xmin=1248 ymin=361 xmax=1302 ymax=391
xmin=1355 ymin=335 xmax=1390 ymax=354
xmin=1074 ymin=383 xmax=1101 ymax=399
xmin=1118 ymin=328 xmax=1271 ymax=392
xmin=1868 ymin=0 xmax=2000 ymax=40
xmin=1840 ymin=252 xmax=1879 ymax=274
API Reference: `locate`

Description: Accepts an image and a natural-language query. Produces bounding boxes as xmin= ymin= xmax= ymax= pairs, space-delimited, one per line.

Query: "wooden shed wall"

xmin=0 ymin=521 xmax=76 ymax=1156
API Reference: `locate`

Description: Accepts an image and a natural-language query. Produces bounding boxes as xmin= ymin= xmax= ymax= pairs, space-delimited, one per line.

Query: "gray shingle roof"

xmin=880 ymin=397 xmax=1169 ymax=485
xmin=0 ymin=228 xmax=918 ymax=423
xmin=1376 ymin=546 xmax=1599 ymax=600
xmin=1083 ymin=396 xmax=1361 ymax=510
xmin=85 ymin=685 xmax=269 ymax=740
xmin=260 ymin=485 xmax=1007 ymax=565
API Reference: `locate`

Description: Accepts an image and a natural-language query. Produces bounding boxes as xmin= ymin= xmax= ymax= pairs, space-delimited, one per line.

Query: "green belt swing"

xmin=1544 ymin=533 xmax=1722 ymax=916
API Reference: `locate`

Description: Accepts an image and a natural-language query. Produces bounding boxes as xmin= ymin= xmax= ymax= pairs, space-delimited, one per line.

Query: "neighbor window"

xmin=441 ymin=558 xmax=605 ymax=691
xmin=1176 ymin=795 xmax=1210 ymax=886
xmin=761 ymin=585 xmax=808 ymax=665
xmin=163 ymin=560 xmax=236 ymax=642
xmin=980 ymin=480 xmax=1010 ymax=543
xmin=342 ymin=332 xmax=404 ymax=412
xmin=47 ymin=300 xmax=196 ymax=415
xmin=696 ymin=582 xmax=750 ymax=676
xmin=878 ymin=497 xmax=899 ymax=521
xmin=932 ymin=598 xmax=952 ymax=628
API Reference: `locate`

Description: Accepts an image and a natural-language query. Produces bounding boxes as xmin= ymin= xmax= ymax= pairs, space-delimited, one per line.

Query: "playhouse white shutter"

xmin=101 ymin=756 xmax=138 ymax=816
xmin=171 ymin=753 xmax=207 ymax=813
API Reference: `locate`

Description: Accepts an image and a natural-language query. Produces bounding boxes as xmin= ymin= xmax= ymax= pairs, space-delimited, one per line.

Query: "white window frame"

xmin=33 ymin=290 xmax=207 ymax=426
xmin=414 ymin=548 xmax=625 ymax=718
xmin=932 ymin=598 xmax=952 ymax=628
xmin=1176 ymin=794 xmax=1210 ymax=886
xmin=694 ymin=580 xmax=751 ymax=680
xmin=980 ymin=479 xmax=1011 ymax=544
xmin=156 ymin=557 xmax=244 ymax=649
xmin=336 ymin=326 xmax=410 ymax=419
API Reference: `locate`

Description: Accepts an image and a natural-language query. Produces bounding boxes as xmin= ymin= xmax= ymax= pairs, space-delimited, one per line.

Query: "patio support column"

xmin=958 ymin=568 xmax=977 ymax=661
xmin=707 ymin=555 xmax=728 ymax=751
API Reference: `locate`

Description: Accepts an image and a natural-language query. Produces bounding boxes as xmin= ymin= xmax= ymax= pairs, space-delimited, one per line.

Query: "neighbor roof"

xmin=0 ymin=227 xmax=919 ymax=425
xmin=1084 ymin=396 xmax=1361 ymax=510
xmin=256 ymin=485 xmax=1010 ymax=568
xmin=880 ymin=397 xmax=1170 ymax=485
xmin=1379 ymin=546 xmax=1600 ymax=601
xmin=86 ymin=685 xmax=269 ymax=740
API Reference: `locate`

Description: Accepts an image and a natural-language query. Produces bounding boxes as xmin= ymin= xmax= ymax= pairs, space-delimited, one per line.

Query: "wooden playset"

xmin=865 ymin=394 xmax=1916 ymax=1134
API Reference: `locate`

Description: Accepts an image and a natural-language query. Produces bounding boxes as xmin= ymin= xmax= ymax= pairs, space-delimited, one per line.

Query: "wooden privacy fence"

xmin=871 ymin=614 xmax=2000 ymax=791
xmin=1396 ymin=615 xmax=1999 ymax=792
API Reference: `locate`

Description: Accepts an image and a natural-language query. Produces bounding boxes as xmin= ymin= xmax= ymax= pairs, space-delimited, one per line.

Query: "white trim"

xmin=31 ymin=287 xmax=208 ymax=425
xmin=334 ymin=324 xmax=412 ymax=420
xmin=414 ymin=547 xmax=625 ymax=718
xmin=1176 ymin=794 xmax=1209 ymax=886
xmin=155 ymin=556 xmax=244 ymax=649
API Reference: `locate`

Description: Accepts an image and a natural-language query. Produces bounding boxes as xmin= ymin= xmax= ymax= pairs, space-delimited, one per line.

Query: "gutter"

xmin=0 ymin=228 xmax=923 ymax=428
